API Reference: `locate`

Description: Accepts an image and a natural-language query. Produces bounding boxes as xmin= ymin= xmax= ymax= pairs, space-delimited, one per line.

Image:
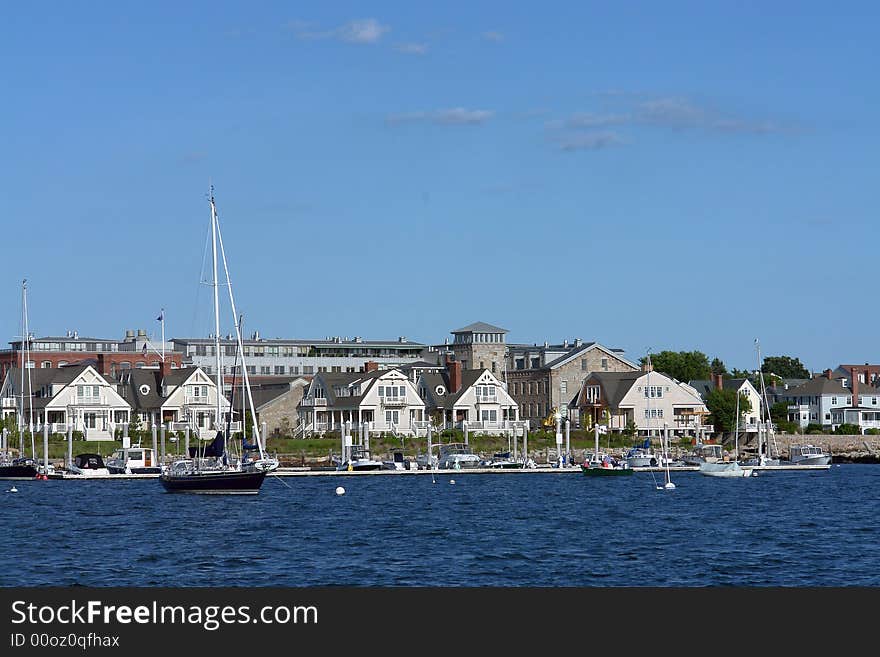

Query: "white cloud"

xmin=286 ymin=17 xmax=390 ymax=45
xmin=387 ymin=108 xmax=494 ymax=126
xmin=557 ymin=131 xmax=624 ymax=152
xmin=395 ymin=42 xmax=429 ymax=55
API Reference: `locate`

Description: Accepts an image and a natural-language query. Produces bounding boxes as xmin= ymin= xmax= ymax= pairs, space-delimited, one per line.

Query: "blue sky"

xmin=2 ymin=2 xmax=877 ymax=372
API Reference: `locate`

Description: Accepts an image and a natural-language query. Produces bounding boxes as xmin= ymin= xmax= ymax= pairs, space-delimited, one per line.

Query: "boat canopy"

xmin=73 ymin=454 xmax=105 ymax=469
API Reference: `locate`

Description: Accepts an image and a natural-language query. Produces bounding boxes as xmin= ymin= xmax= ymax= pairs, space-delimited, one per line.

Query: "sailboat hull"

xmin=160 ymin=469 xmax=267 ymax=494
xmin=581 ymin=465 xmax=633 ymax=476
xmin=0 ymin=464 xmax=39 ymax=480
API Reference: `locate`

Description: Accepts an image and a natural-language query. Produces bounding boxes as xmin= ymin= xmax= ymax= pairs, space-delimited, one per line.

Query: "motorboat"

xmin=68 ymin=453 xmax=110 ymax=477
xmin=698 ymin=461 xmax=755 ymax=478
xmin=682 ymin=443 xmax=725 ymax=466
xmin=382 ymin=449 xmax=414 ymax=471
xmin=0 ymin=456 xmax=40 ymax=480
xmin=787 ymin=444 xmax=832 ymax=466
xmin=483 ymin=451 xmax=532 ymax=469
xmin=337 ymin=445 xmax=383 ymax=471
xmin=106 ymin=445 xmax=161 ymax=474
xmin=581 ymin=451 xmax=633 ymax=476
xmin=437 ymin=443 xmax=481 ymax=470
xmin=625 ymin=446 xmax=658 ymax=468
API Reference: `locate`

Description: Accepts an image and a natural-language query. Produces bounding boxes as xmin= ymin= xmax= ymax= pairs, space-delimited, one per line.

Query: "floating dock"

xmin=40 ymin=462 xmax=831 ymax=480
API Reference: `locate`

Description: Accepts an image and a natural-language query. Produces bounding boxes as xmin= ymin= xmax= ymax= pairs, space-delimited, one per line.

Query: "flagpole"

xmin=161 ymin=308 xmax=165 ymax=363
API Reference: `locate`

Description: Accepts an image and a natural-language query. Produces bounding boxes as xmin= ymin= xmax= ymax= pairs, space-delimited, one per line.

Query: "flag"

xmin=156 ymin=310 xmax=164 ymax=322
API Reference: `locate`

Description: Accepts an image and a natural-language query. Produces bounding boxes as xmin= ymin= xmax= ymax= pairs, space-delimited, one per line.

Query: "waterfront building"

xmin=0 ymin=364 xmax=130 ymax=440
xmin=447 ymin=322 xmax=509 ymax=374
xmin=506 ymin=341 xmax=639 ymax=428
xmin=573 ymin=369 xmax=710 ymax=438
xmin=298 ymin=367 xmax=426 ymax=437
xmin=0 ymin=329 xmax=183 ymax=381
xmin=416 ymin=360 xmax=519 ymax=435
xmin=115 ymin=363 xmax=230 ymax=440
xmin=783 ymin=367 xmax=880 ymax=433
xmin=232 ymin=377 xmax=310 ymax=438
xmin=170 ymin=333 xmax=425 ymax=379
xmin=689 ymin=374 xmax=763 ymax=435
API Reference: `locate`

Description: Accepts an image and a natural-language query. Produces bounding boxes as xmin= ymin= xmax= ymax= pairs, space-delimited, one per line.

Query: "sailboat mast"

xmin=21 ymin=280 xmax=34 ymax=457
xmin=210 ymin=191 xmax=223 ymax=432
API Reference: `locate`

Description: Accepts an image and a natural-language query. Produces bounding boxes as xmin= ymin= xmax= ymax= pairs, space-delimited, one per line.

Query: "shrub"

xmin=775 ymin=420 xmax=800 ymax=434
xmin=865 ymin=428 xmax=880 ymax=435
xmin=805 ymin=424 xmax=825 ymax=435
xmin=834 ymin=423 xmax=861 ymax=435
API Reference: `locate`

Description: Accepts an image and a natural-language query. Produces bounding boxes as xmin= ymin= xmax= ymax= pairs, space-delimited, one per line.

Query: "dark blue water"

xmin=2 ymin=465 xmax=879 ymax=586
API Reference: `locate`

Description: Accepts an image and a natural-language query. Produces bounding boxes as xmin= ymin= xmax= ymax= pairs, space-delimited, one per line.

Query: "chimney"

xmin=364 ymin=361 xmax=379 ymax=373
xmin=713 ymin=373 xmax=723 ymax=391
xmin=851 ymin=368 xmax=859 ymax=406
xmin=824 ymin=369 xmax=833 ymax=380
xmin=160 ymin=360 xmax=174 ymax=379
xmin=447 ymin=359 xmax=462 ymax=394
xmin=96 ymin=354 xmax=108 ymax=376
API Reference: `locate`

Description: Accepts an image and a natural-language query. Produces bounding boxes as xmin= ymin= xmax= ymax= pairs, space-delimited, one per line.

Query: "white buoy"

xmin=9 ymin=486 xmax=18 ymax=493
xmin=449 ymin=479 xmax=456 ymax=485
xmin=335 ymin=486 xmax=345 ymax=496
xmin=664 ymin=482 xmax=676 ymax=490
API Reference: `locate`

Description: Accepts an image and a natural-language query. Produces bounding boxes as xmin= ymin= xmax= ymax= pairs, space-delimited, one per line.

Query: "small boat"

xmin=106 ymin=445 xmax=161 ymax=474
xmin=787 ymin=444 xmax=832 ymax=466
xmin=338 ymin=445 xmax=384 ymax=471
xmin=437 ymin=443 xmax=481 ymax=470
xmin=0 ymin=457 xmax=40 ymax=480
xmin=625 ymin=446 xmax=658 ymax=468
xmin=68 ymin=453 xmax=110 ymax=477
xmin=682 ymin=443 xmax=725 ymax=466
xmin=382 ymin=449 xmax=414 ymax=471
xmin=698 ymin=461 xmax=755 ymax=478
xmin=581 ymin=424 xmax=633 ymax=476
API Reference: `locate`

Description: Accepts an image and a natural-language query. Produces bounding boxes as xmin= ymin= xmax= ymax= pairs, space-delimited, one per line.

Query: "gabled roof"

xmin=6 ymin=364 xmax=91 ymax=390
xmin=580 ymin=371 xmax=643 ymax=408
xmin=688 ymin=378 xmax=755 ymax=400
xmin=450 ymin=322 xmax=508 ymax=334
xmin=542 ymin=342 xmax=639 ymax=371
xmin=418 ymin=370 xmax=486 ymax=409
xmin=114 ymin=368 xmax=164 ymax=410
xmin=782 ymin=377 xmax=851 ymax=397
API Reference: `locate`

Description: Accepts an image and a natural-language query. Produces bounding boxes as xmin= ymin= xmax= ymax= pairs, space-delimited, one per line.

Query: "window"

xmin=492 ymin=361 xmax=497 ymax=373
xmin=601 ymin=358 xmax=608 ymax=371
xmin=516 ymin=358 xmax=524 ymax=370
xmin=399 ymin=385 xmax=406 ymax=397
xmin=196 ymin=345 xmax=207 ymax=356
xmin=246 ymin=366 xmax=256 ymax=375
xmin=561 ymin=381 xmax=568 ymax=395
xmin=385 ymin=410 xmax=399 ymax=425
xmin=260 ymin=366 xmax=270 ymax=375
xmin=225 ymin=346 xmax=236 ymax=356
xmin=832 ymin=397 xmax=837 ymax=405
xmin=41 ymin=361 xmax=51 ymax=368
xmin=303 ymin=366 xmax=314 ymax=375
xmin=581 ymin=359 xmax=587 ymax=372
xmin=531 ymin=357 xmax=540 ymax=369
xmin=275 ymin=366 xmax=285 ymax=375
xmin=331 ymin=366 xmax=341 ymax=373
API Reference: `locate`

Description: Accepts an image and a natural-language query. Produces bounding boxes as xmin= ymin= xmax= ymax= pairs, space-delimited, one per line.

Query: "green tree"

xmin=706 ymin=389 xmax=752 ymax=434
xmin=730 ymin=368 xmax=753 ymax=379
xmin=770 ymin=401 xmax=789 ymax=424
xmin=711 ymin=358 xmax=727 ymax=376
xmin=761 ymin=355 xmax=810 ymax=379
xmin=640 ymin=350 xmax=711 ymax=383
xmin=128 ymin=412 xmax=142 ymax=442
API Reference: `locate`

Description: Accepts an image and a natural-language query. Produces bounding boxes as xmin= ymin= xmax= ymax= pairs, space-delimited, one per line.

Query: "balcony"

xmin=301 ymin=398 xmax=327 ymax=407
xmin=476 ymin=395 xmax=498 ymax=404
xmin=75 ymin=395 xmax=105 ymax=406
xmin=382 ymin=396 xmax=406 ymax=407
xmin=185 ymin=395 xmax=211 ymax=405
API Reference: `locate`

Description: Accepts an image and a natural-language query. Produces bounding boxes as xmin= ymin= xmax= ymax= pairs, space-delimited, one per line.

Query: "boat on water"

xmin=159 ymin=189 xmax=277 ymax=495
xmin=682 ymin=443 xmax=725 ymax=466
xmin=787 ymin=444 xmax=832 ymax=466
xmin=581 ymin=424 xmax=633 ymax=476
xmin=382 ymin=449 xmax=415 ymax=471
xmin=68 ymin=453 xmax=110 ymax=477
xmin=0 ymin=456 xmax=40 ymax=480
xmin=106 ymin=445 xmax=161 ymax=474
xmin=437 ymin=443 xmax=481 ymax=470
xmin=483 ymin=451 xmax=533 ymax=469
xmin=337 ymin=445 xmax=384 ymax=471
xmin=625 ymin=443 xmax=658 ymax=468
xmin=698 ymin=460 xmax=755 ymax=478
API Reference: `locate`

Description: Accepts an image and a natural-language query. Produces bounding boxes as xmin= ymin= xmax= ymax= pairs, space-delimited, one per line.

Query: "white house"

xmin=1 ymin=364 xmax=130 ymax=440
xmin=117 ymin=364 xmax=230 ymax=439
xmin=689 ymin=375 xmax=764 ymax=434
xmin=299 ymin=368 xmax=426 ymax=436
xmin=783 ymin=369 xmax=880 ymax=433
xmin=575 ymin=369 xmax=710 ymax=438
xmin=417 ymin=363 xmax=520 ymax=435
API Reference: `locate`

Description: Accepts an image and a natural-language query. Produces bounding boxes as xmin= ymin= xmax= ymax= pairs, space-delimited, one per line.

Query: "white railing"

xmin=301 ymin=398 xmax=327 ymax=407
xmin=476 ymin=395 xmax=498 ymax=404
xmin=185 ymin=396 xmax=210 ymax=405
xmin=382 ymin=396 xmax=406 ymax=407
xmin=75 ymin=395 xmax=105 ymax=406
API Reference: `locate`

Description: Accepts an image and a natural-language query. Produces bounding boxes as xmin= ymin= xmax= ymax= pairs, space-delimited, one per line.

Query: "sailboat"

xmin=0 ymin=280 xmax=39 ymax=480
xmin=748 ymin=339 xmax=780 ymax=466
xmin=699 ymin=390 xmax=754 ymax=477
xmin=160 ymin=189 xmax=278 ymax=494
xmin=657 ymin=424 xmax=675 ymax=489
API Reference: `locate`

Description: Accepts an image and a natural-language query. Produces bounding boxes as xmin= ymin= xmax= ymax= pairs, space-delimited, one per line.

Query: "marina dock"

xmin=41 ymin=462 xmax=832 ymax=480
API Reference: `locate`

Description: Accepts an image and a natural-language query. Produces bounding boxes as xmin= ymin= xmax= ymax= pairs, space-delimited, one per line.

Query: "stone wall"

xmin=258 ymin=384 xmax=307 ymax=437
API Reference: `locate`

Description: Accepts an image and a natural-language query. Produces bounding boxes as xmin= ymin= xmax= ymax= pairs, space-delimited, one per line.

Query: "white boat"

xmin=337 ymin=445 xmax=383 ymax=471
xmin=683 ymin=443 xmax=725 ymax=466
xmin=788 ymin=444 xmax=832 ymax=466
xmin=625 ymin=445 xmax=658 ymax=468
xmin=437 ymin=443 xmax=481 ymax=470
xmin=698 ymin=461 xmax=755 ymax=478
xmin=106 ymin=445 xmax=161 ymax=474
xmin=382 ymin=449 xmax=411 ymax=471
xmin=68 ymin=453 xmax=110 ymax=477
